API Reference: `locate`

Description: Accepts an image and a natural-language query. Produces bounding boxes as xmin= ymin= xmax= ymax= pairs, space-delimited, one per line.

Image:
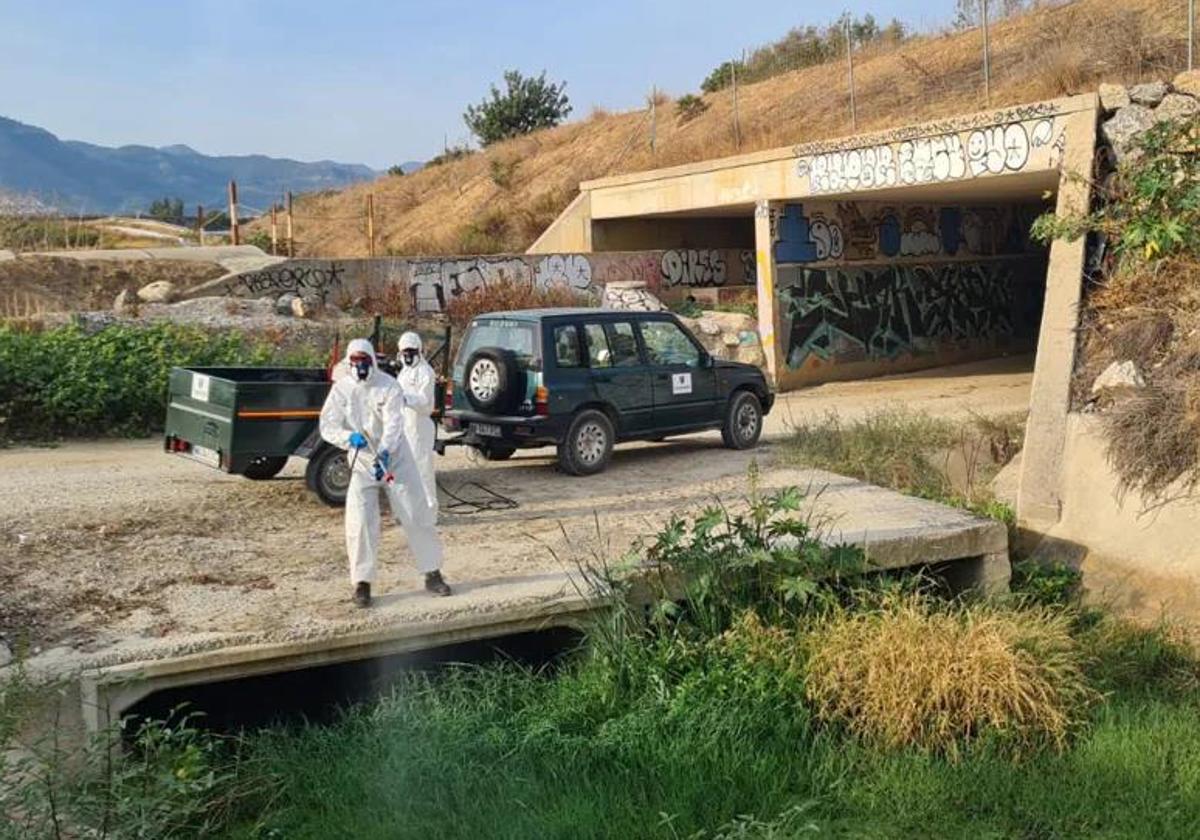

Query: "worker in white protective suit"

xmin=319 ymin=338 xmax=451 ymax=607
xmin=396 ymin=331 xmax=439 ymax=515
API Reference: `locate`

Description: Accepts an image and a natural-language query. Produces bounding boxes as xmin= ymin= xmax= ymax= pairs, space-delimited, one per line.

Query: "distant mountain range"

xmin=0 ymin=115 xmax=380 ymax=215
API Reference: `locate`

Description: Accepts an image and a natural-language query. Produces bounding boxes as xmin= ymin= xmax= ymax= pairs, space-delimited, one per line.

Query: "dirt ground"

xmin=0 ymin=356 xmax=1032 ymax=674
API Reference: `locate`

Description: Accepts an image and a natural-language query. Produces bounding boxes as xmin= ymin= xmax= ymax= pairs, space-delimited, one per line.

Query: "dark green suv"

xmin=440 ymin=308 xmax=774 ymax=475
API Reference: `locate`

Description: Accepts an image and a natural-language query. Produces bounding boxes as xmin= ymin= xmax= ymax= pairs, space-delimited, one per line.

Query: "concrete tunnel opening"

xmin=590 ymin=172 xmax=1057 ymax=392
xmin=119 ymin=627 xmax=583 ymax=739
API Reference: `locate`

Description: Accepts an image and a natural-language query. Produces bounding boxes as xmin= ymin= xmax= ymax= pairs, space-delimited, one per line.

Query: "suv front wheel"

xmin=722 ymin=390 xmax=763 ymax=450
xmin=558 ymin=409 xmax=614 ymax=476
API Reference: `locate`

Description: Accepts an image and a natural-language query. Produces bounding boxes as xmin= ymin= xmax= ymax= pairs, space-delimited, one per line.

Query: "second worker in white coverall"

xmin=396 ymin=331 xmax=439 ymax=515
xmin=319 ymin=338 xmax=451 ymax=607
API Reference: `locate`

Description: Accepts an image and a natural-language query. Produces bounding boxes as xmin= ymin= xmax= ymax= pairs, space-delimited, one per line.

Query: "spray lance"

xmin=348 ymin=429 xmax=396 ymax=484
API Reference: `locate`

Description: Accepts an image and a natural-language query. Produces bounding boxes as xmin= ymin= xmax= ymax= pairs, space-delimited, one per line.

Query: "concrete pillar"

xmin=753 ymin=199 xmax=782 ymax=388
xmin=1018 ymin=105 xmax=1099 ymax=530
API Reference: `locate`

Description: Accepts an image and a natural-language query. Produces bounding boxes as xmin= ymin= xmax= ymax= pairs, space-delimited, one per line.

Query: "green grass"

xmin=783 ymin=408 xmax=1025 ymax=528
xmin=233 ymin=617 xmax=1200 ymax=840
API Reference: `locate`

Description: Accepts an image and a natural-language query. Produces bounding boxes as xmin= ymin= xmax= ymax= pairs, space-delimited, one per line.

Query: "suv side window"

xmin=605 ymin=322 xmax=641 ymax=367
xmin=641 ymin=320 xmax=702 ymax=367
xmin=553 ymin=324 xmax=582 ymax=368
xmin=583 ymin=323 xmax=612 ymax=368
xmin=584 ymin=321 xmax=641 ymax=368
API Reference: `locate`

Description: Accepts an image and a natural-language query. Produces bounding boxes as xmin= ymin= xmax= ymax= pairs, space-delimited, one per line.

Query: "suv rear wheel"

xmin=558 ymin=409 xmax=614 ymax=476
xmin=722 ymin=390 xmax=763 ymax=450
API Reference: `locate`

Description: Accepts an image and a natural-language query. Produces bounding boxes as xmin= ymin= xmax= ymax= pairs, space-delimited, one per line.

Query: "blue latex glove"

xmin=371 ymin=450 xmax=390 ymax=481
xmin=348 ymin=431 xmax=367 ymax=450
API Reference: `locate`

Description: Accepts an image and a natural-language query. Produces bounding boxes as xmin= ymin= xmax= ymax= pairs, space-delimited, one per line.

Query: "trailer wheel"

xmin=241 ymin=455 xmax=290 ymax=481
xmin=305 ymin=444 xmax=349 ymax=507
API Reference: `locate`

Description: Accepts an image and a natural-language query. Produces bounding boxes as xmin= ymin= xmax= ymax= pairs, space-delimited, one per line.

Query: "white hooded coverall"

xmin=319 ymin=338 xmax=444 ymax=585
xmin=396 ymin=332 xmax=439 ymax=513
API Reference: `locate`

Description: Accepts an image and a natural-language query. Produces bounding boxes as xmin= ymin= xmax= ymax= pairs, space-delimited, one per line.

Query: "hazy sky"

xmin=1 ymin=1 xmax=960 ymax=169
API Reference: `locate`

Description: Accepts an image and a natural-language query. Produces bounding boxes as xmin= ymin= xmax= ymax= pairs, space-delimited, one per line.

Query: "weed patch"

xmin=804 ymin=594 xmax=1098 ymax=759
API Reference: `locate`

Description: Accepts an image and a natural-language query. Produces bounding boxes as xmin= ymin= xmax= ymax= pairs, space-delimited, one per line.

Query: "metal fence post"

xmin=1190 ymin=0 xmax=1195 ymax=71
xmin=845 ymin=15 xmax=858 ymax=131
xmin=731 ymin=60 xmax=741 ymax=149
xmin=982 ymin=0 xmax=992 ymax=105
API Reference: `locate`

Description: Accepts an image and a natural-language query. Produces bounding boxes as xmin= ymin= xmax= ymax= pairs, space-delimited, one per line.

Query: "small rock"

xmin=1155 ymin=93 xmax=1200 ymax=123
xmin=1091 ymin=360 xmax=1146 ymax=403
xmin=1101 ymin=105 xmax=1156 ymax=160
xmin=1173 ymin=69 xmax=1200 ymax=99
xmin=137 ymin=280 xmax=177 ymax=304
xmin=697 ymin=318 xmax=721 ymax=336
xmin=1098 ymin=83 xmax=1130 ymax=112
xmin=1129 ymin=81 xmax=1169 ymax=107
xmin=290 ymin=295 xmax=320 ymax=319
xmin=113 ymin=288 xmax=134 ymax=314
xmin=722 ymin=332 xmax=741 ymax=347
xmin=275 ymin=292 xmax=299 ymax=316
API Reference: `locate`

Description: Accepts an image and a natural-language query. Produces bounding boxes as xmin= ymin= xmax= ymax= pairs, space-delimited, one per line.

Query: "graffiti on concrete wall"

xmin=408 ymin=257 xmax=531 ymax=313
xmin=774 ymin=202 xmax=1040 ymax=265
xmin=534 ymin=254 xmax=593 ymax=292
xmin=661 ymin=249 xmax=728 ymax=287
xmin=797 ymin=118 xmax=1057 ymax=194
xmin=780 ymin=259 xmax=1045 ymax=368
xmin=222 ymin=250 xmax=757 ymax=314
xmin=225 ymin=262 xmax=346 ymax=301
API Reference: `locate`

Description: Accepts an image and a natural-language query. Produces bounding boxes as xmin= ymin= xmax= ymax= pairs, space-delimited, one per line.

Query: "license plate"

xmin=188 ymin=444 xmax=221 ymax=468
xmin=472 ymin=423 xmax=502 ymax=438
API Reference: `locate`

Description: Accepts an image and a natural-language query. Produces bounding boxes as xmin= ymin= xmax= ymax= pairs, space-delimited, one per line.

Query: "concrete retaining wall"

xmin=198 ymin=249 xmax=756 ymax=314
xmin=1036 ymin=413 xmax=1200 ymax=628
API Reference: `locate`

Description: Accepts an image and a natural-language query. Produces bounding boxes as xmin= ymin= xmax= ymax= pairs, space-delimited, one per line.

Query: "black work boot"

xmin=353 ymin=581 xmax=372 ymax=608
xmin=425 ymin=571 xmax=452 ymax=597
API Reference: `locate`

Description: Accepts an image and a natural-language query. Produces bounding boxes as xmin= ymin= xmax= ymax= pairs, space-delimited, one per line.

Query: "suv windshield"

xmin=457 ymin=319 xmax=540 ymax=371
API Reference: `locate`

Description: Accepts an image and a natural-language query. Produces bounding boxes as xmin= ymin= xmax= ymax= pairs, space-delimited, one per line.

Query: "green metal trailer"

xmin=163 ymin=322 xmax=452 ymax=507
xmin=163 ymin=365 xmax=352 ymax=504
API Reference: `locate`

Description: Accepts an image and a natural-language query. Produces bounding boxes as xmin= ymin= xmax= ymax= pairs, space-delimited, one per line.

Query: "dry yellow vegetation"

xmin=267 ymin=0 xmax=1186 ymax=258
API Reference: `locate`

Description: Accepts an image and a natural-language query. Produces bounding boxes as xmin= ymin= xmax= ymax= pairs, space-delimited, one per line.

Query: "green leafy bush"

xmin=674 ymin=93 xmax=709 ymax=124
xmin=0 ymin=322 xmax=319 ymax=440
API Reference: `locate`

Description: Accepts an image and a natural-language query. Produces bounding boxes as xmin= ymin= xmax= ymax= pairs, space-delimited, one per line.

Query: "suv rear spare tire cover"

xmin=464 ymin=347 xmax=524 ymax=414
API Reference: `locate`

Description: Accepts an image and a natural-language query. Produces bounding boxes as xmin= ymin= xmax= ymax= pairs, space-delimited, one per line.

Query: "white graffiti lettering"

xmin=801 ymin=118 xmax=1054 ymax=194
xmin=534 ymin=254 xmax=592 ymax=292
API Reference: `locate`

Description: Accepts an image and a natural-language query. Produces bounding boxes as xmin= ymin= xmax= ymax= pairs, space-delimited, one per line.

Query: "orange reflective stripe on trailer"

xmin=236 ymin=409 xmax=322 ymax=419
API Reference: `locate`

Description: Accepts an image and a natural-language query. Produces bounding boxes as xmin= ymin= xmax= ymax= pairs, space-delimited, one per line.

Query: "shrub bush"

xmin=674 ymin=93 xmax=709 ymax=124
xmin=804 ymin=594 xmax=1098 ymax=758
xmin=443 ymin=277 xmax=586 ymax=334
xmin=0 ymin=322 xmax=320 ymax=440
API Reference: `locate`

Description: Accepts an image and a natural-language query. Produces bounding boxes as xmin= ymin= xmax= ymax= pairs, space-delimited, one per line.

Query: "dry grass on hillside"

xmin=265 ymin=0 xmax=1187 ymax=258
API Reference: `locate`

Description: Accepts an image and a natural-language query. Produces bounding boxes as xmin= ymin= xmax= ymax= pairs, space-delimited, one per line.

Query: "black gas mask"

xmin=349 ymin=353 xmax=372 ymax=382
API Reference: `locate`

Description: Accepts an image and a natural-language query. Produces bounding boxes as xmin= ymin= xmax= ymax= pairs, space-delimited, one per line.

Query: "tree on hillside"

xmin=463 ymin=70 xmax=572 ymax=146
xmin=955 ymin=0 xmax=1026 ymax=29
xmin=147 ymin=196 xmax=185 ymax=224
xmin=701 ymin=60 xmax=745 ymax=94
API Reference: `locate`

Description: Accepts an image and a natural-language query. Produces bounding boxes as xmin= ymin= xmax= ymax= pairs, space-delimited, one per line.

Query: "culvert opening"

xmin=121 ymin=626 xmax=583 ymax=738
